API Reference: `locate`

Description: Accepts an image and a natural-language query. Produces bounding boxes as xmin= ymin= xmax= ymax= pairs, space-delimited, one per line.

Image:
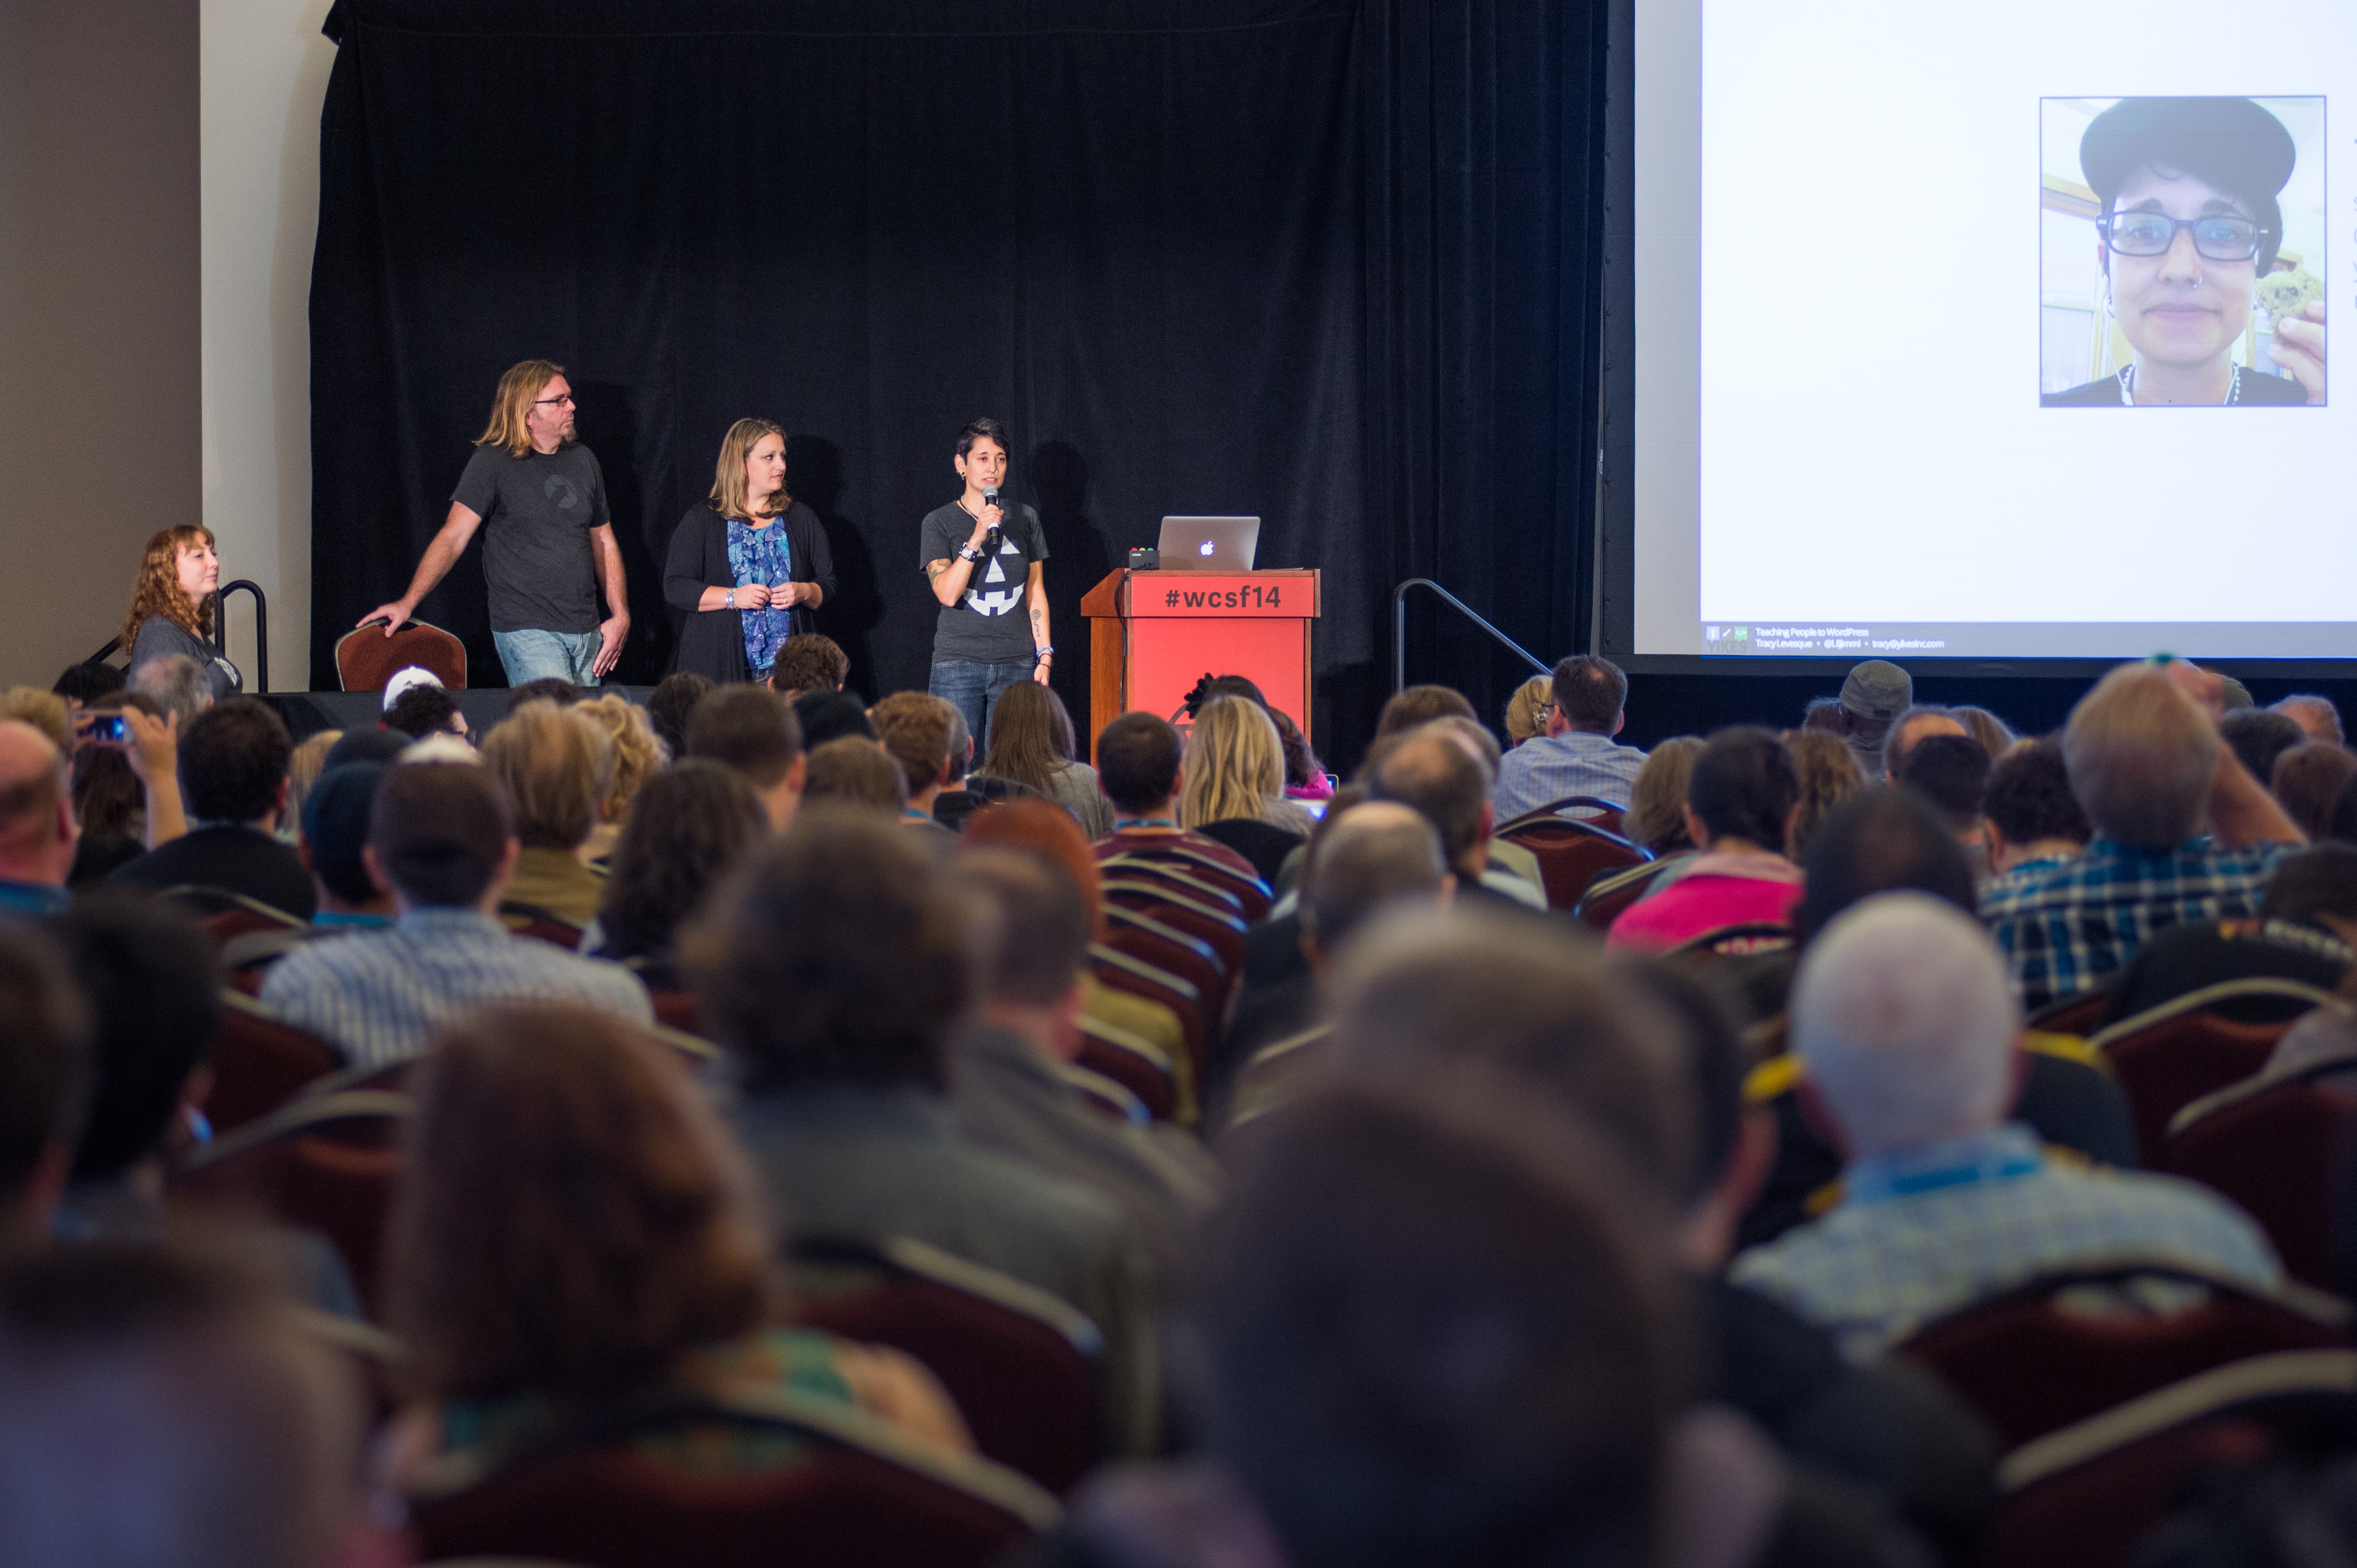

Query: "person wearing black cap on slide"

xmin=2045 ymin=96 xmax=2322 ymax=407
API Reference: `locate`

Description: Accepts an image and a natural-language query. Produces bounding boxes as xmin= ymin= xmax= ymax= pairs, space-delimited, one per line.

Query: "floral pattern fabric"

xmin=725 ymin=518 xmax=795 ymax=674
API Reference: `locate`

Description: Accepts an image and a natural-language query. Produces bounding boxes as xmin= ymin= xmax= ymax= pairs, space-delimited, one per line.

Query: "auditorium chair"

xmin=2088 ymin=978 xmax=2336 ymax=1163
xmin=409 ymin=1383 xmax=1058 ymax=1568
xmin=202 ymin=989 xmax=345 ymax=1135
xmin=1087 ymin=943 xmax=1208 ymax=1110
xmin=159 ymin=884 xmax=307 ymax=942
xmin=2166 ymin=1058 xmax=2357 ymax=1291
xmin=1662 ymin=922 xmax=1794 ymax=962
xmin=1978 ymin=1349 xmax=2357 ymax=1568
xmin=1094 ymin=856 xmax=1246 ymax=919
xmin=1102 ymin=906 xmax=1229 ymax=1031
xmin=1099 ymin=877 xmax=1246 ymax=979
xmin=1489 ymin=812 xmax=1650 ymax=911
xmin=171 ymin=1088 xmax=409 ymax=1315
xmin=788 ymin=1234 xmax=1105 ymax=1495
xmin=1059 ymin=1062 xmax=1150 ymax=1126
xmin=500 ymin=901 xmax=585 ymax=951
xmin=334 ymin=616 xmax=467 ymax=691
xmin=1573 ymin=857 xmax=1675 ymax=931
xmin=1104 ymin=842 xmax=1271 ymax=922
xmin=1497 ymin=792 xmax=1629 ymax=836
xmin=2026 ymin=983 xmax=2118 ymax=1040
xmin=1894 ymin=1261 xmax=2350 ymax=1450
xmin=1071 ymin=1015 xmax=1175 ymax=1122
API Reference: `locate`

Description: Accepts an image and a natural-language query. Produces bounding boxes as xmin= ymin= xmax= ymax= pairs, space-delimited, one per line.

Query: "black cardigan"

xmin=663 ymin=501 xmax=837 ymax=683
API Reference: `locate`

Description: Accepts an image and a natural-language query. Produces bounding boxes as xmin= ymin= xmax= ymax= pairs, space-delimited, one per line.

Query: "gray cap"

xmin=1840 ymin=661 xmax=1912 ymax=723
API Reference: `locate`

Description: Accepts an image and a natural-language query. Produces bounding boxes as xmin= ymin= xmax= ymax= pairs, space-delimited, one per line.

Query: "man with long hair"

xmin=360 ymin=360 xmax=632 ymax=685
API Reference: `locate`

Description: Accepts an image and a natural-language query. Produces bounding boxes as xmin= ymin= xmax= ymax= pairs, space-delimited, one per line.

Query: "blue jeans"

xmin=930 ymin=656 xmax=1037 ymax=749
xmin=494 ymin=628 xmax=601 ymax=687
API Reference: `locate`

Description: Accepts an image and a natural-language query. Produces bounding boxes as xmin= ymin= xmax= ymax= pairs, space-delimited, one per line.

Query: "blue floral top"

xmin=725 ymin=518 xmax=795 ymax=673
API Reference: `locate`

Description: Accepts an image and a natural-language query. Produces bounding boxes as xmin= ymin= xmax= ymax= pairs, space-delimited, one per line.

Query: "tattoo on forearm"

xmin=926 ymin=561 xmax=950 ymax=582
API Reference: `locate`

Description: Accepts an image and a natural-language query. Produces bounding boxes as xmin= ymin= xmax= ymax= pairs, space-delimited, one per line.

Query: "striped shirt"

xmin=259 ymin=907 xmax=652 ymax=1068
xmin=1492 ymin=730 xmax=1648 ymax=822
xmin=1730 ymin=1124 xmax=2281 ymax=1361
xmin=1981 ymin=836 xmax=2299 ymax=1011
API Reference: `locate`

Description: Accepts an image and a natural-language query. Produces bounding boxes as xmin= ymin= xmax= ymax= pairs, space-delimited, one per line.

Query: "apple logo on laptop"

xmin=1199 ymin=540 xmax=1216 ymax=557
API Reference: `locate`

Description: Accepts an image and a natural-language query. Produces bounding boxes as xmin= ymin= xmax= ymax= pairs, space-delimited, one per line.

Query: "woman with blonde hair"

xmin=121 ymin=525 xmax=242 ymax=700
xmin=664 ymin=419 xmax=837 ymax=685
xmin=1179 ymin=696 xmax=1312 ymax=882
xmin=972 ymin=681 xmax=1113 ymax=838
xmin=574 ymin=693 xmax=666 ymax=864
xmin=1503 ymin=675 xmax=1553 ymax=748
xmin=479 ymin=701 xmax=612 ymax=927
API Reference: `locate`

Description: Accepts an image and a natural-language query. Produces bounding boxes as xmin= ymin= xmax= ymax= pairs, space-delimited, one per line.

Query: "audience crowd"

xmin=7 ymin=639 xmax=2357 ymax=1568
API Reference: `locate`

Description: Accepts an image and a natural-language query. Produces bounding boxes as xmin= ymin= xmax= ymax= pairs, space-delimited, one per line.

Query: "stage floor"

xmin=262 ymin=687 xmax=659 ymax=740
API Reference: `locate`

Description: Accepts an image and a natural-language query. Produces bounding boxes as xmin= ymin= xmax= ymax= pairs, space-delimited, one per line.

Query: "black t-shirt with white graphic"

xmin=919 ymin=500 xmax=1047 ymax=662
xmin=451 ymin=443 xmax=610 ymax=633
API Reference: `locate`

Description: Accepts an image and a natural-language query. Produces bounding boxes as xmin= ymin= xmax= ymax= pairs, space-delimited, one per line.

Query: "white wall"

xmin=201 ymin=0 xmax=335 ymax=690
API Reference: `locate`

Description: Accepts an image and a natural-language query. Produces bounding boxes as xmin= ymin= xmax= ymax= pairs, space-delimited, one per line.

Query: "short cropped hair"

xmin=382 ymin=685 xmax=462 ymax=739
xmin=2261 ymin=845 xmax=2357 ymax=930
xmin=801 ymin=735 xmax=907 ymax=812
xmin=128 ymin=653 xmax=210 ymax=731
xmin=645 ymin=672 xmax=713 ymax=760
xmin=770 ymin=634 xmax=849 ymax=696
xmin=1686 ymin=726 xmax=1798 ymax=850
xmin=686 ymin=686 xmax=804 ymax=791
xmin=955 ymin=416 xmax=1010 ymax=458
xmin=506 ymin=677 xmax=584 ymax=712
xmin=177 ymin=698 xmax=291 ymax=824
xmin=1883 ymin=704 xmax=1961 ymax=777
xmin=1301 ymin=806 xmax=1448 ymax=952
xmin=2273 ymin=743 xmax=2357 ymax=844
xmin=1368 ymin=730 xmax=1488 ymax=871
xmin=369 ymin=762 xmax=513 ymax=909
xmin=2064 ymin=665 xmax=2219 ymax=848
xmin=1373 ymin=685 xmax=1476 ymax=742
xmin=1897 ymin=732 xmax=1993 ymax=834
xmin=52 ymin=897 xmax=222 ymax=1183
xmin=1550 ymin=654 xmax=1627 ymax=733
xmin=686 ymin=806 xmax=973 ymax=1095
xmin=1793 ymin=787 xmax=1977 ymax=942
xmin=2220 ymin=708 xmax=2306 ymax=791
xmin=869 ymin=692 xmax=956 ymax=796
xmin=1984 ymin=738 xmax=2091 ymax=848
xmin=1095 ymin=712 xmax=1184 ymax=814
xmin=480 ymin=701 xmax=606 ymax=851
xmin=958 ymin=847 xmax=1090 ymax=1007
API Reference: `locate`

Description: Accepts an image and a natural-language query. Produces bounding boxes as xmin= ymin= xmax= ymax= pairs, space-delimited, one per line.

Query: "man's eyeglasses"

xmin=533 ymin=394 xmax=576 ymax=407
xmin=2097 ymin=210 xmax=2270 ymax=263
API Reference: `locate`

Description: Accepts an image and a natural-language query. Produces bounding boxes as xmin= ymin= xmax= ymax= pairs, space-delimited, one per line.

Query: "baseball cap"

xmin=1840 ymin=661 xmax=1913 ymax=723
xmin=382 ymin=665 xmax=444 ymax=712
xmin=299 ymin=761 xmax=388 ymax=905
xmin=2079 ymin=96 xmax=2296 ymax=271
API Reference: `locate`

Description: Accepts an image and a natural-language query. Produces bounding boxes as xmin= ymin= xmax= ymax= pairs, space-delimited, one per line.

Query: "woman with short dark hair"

xmin=591 ymin=760 xmax=769 ymax=987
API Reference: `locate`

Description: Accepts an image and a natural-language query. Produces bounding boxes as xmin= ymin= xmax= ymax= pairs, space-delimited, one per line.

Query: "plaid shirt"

xmin=1980 ymin=837 xmax=2299 ymax=1012
xmin=1729 ymin=1124 xmax=2281 ymax=1361
xmin=1492 ymin=730 xmax=1649 ymax=822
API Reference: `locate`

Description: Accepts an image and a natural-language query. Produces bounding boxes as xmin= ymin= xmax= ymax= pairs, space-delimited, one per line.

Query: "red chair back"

xmin=1071 ymin=1018 xmax=1174 ymax=1121
xmin=171 ymin=1091 xmax=407 ymax=1314
xmin=1088 ymin=945 xmax=1208 ymax=1090
xmin=501 ymin=902 xmax=586 ymax=951
xmin=203 ymin=991 xmax=345 ymax=1134
xmin=1498 ymin=793 xmax=1629 ymax=837
xmin=2091 ymin=980 xmax=2333 ymax=1163
xmin=790 ymin=1236 xmax=1103 ymax=1495
xmin=1573 ymin=858 xmax=1671 ymax=930
xmin=335 ymin=618 xmax=467 ymax=691
xmin=1102 ymin=907 xmax=1229 ymax=1021
xmin=647 ymin=990 xmax=702 ymax=1034
xmin=199 ymin=903 xmax=307 ymax=948
xmin=1094 ymin=857 xmax=1246 ymax=918
xmin=1099 ymin=880 xmax=1246 ymax=978
xmin=2027 ymin=986 xmax=2116 ymax=1039
xmin=1100 ymin=843 xmax=1271 ymax=922
xmin=1059 ymin=1063 xmax=1150 ymax=1125
xmin=1896 ymin=1265 xmax=2349 ymax=1449
xmin=1490 ymin=817 xmax=1649 ymax=911
xmin=2166 ymin=1071 xmax=2357 ymax=1291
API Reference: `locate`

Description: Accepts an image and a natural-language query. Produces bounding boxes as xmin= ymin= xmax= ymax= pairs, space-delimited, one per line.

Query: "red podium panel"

xmin=1080 ymin=569 xmax=1319 ymax=759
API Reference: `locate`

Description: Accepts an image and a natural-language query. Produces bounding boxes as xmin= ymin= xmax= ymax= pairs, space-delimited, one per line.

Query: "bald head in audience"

xmin=1299 ymin=802 xmax=1451 ymax=972
xmin=1882 ymin=705 xmax=1968 ymax=783
xmin=1367 ymin=729 xmax=1492 ymax=882
xmin=2271 ymin=693 xmax=2345 ymax=748
xmin=0 ymin=721 xmax=77 ymax=891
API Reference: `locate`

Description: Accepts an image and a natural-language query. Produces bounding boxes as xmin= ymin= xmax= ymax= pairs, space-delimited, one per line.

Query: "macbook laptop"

xmin=1157 ymin=516 xmax=1260 ymax=571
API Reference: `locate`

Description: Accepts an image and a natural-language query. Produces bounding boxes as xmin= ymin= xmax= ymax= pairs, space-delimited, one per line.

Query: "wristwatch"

xmin=958 ymin=543 xmax=984 ymax=562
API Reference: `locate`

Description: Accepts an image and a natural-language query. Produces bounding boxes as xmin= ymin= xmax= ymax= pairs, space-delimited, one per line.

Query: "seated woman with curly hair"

xmin=121 ymin=525 xmax=242 ymax=701
xmin=382 ymin=1005 xmax=970 ymax=1498
xmin=590 ymin=759 xmax=770 ymax=989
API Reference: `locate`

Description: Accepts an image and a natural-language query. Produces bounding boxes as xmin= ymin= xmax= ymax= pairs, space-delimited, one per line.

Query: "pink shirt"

xmin=1604 ymin=850 xmax=1803 ymax=952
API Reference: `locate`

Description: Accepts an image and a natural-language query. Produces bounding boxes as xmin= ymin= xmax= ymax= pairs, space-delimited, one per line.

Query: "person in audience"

xmin=574 ymin=692 xmax=662 ymax=864
xmin=1830 ymin=659 xmax=1912 ymax=778
xmin=2 ymin=720 xmax=87 ymax=919
xmin=52 ymin=661 xmax=125 ymax=705
xmin=2221 ymin=707 xmax=2307 ymax=796
xmin=260 ymin=763 xmax=652 ymax=1068
xmin=1982 ymin=737 xmax=2090 ymax=876
xmin=0 ymin=688 xmax=68 ymax=751
xmin=0 ymin=1244 xmax=365 ymax=1568
xmin=1178 ymin=696 xmax=1311 ymax=879
xmin=68 ymin=697 xmax=159 ymax=887
xmin=2272 ymin=693 xmax=2346 ymax=747
xmin=769 ymin=631 xmax=850 ymax=698
xmin=1799 ymin=694 xmax=1846 ymax=732
xmin=664 ymin=417 xmax=836 ymax=684
xmin=0 ymin=922 xmax=90 ymax=1246
xmin=800 ymin=734 xmax=909 ymax=813
xmin=688 ymin=806 xmax=1159 ymax=1453
xmin=1951 ymin=705 xmax=2016 ymax=756
xmin=589 ymin=760 xmax=768 ymax=990
xmin=1191 ymin=1080 xmax=1682 ymax=1568
xmin=1272 ymin=708 xmax=1330 ymax=805
xmin=1222 ymin=804 xmax=1453 ymax=1120
xmin=1780 ymin=728 xmax=1866 ymax=865
xmin=950 ymin=849 xmax=1217 ymax=1264
xmin=1573 ymin=735 xmax=1706 ymax=921
xmin=869 ymin=690 xmax=965 ymax=847
xmin=477 ymin=700 xmax=610 ymax=928
xmin=1503 ymin=673 xmax=1553 ymax=747
xmin=1897 ymin=732 xmax=1995 ymax=878
xmin=1369 ymin=727 xmax=1541 ymax=914
xmin=685 ymin=683 xmax=805 ymax=832
xmin=383 ymin=683 xmax=468 ymax=744
xmin=2273 ymin=742 xmax=2357 ymax=844
xmin=1608 ymin=727 xmax=1802 ymax=951
xmin=109 ymin=697 xmax=314 ymax=918
xmin=1732 ymin=893 xmax=2280 ymax=1360
xmin=505 ymin=677 xmax=586 ymax=712
xmin=323 ymin=725 xmax=411 ymax=771
xmin=644 ymin=670 xmax=711 ymax=760
xmin=383 ymin=1006 xmax=968 ymax=1496
xmin=126 ymin=651 xmax=212 ymax=733
xmin=1369 ymin=683 xmax=1476 ymax=744
xmin=1413 ymin=715 xmax=1548 ymax=900
xmin=1984 ymin=661 xmax=2306 ymax=1011
xmin=973 ymin=680 xmax=1113 ymax=838
xmin=1092 ymin=711 xmax=1262 ymax=887
xmin=1492 ymin=654 xmax=1647 ymax=820
xmin=794 ymin=687 xmax=874 ymax=748
xmin=2097 ymin=844 xmax=2357 ymax=1028
xmin=1881 ymin=704 xmax=1967 ymax=783
xmin=219 ymin=761 xmax=399 ymax=976
xmin=121 ymin=524 xmax=243 ymax=701
xmin=283 ymin=729 xmax=342 ymax=837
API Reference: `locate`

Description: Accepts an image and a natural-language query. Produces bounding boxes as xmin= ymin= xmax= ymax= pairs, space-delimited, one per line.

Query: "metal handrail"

xmin=1391 ymin=579 xmax=1549 ymax=692
xmin=209 ymin=580 xmax=269 ymax=693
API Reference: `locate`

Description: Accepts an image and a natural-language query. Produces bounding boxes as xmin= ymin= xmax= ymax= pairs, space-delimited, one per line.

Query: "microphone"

xmin=981 ymin=487 xmax=1003 ymax=552
xmin=983 ymin=486 xmax=1001 ymax=513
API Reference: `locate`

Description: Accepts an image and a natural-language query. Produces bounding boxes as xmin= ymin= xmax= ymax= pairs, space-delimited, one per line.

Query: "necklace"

xmin=2118 ymin=365 xmax=2240 ymax=406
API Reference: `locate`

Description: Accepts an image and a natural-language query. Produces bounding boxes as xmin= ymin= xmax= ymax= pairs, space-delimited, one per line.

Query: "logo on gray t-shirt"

xmin=543 ymin=473 xmax=582 ymax=512
xmin=966 ymin=534 xmax=1028 ymax=618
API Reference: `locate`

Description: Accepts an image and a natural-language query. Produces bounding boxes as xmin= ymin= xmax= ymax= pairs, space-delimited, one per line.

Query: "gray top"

xmin=127 ymin=616 xmax=241 ymax=701
xmin=919 ymin=501 xmax=1047 ymax=662
xmin=451 ymin=442 xmax=611 ymax=633
xmin=1045 ymin=761 xmax=1115 ymax=839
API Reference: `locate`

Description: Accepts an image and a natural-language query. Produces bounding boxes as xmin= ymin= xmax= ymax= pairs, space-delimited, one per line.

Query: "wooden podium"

xmin=1079 ymin=568 xmax=1319 ymax=758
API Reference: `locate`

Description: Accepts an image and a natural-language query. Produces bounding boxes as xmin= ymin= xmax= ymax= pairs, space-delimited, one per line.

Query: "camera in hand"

xmin=85 ymin=713 xmax=128 ymax=744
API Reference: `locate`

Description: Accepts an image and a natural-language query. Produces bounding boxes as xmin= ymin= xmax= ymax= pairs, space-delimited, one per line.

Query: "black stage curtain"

xmin=311 ymin=0 xmax=1607 ymax=768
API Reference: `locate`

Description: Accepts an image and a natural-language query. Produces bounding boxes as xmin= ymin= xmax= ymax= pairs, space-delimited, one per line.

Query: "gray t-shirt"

xmin=919 ymin=501 xmax=1047 ymax=663
xmin=451 ymin=443 xmax=610 ymax=633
